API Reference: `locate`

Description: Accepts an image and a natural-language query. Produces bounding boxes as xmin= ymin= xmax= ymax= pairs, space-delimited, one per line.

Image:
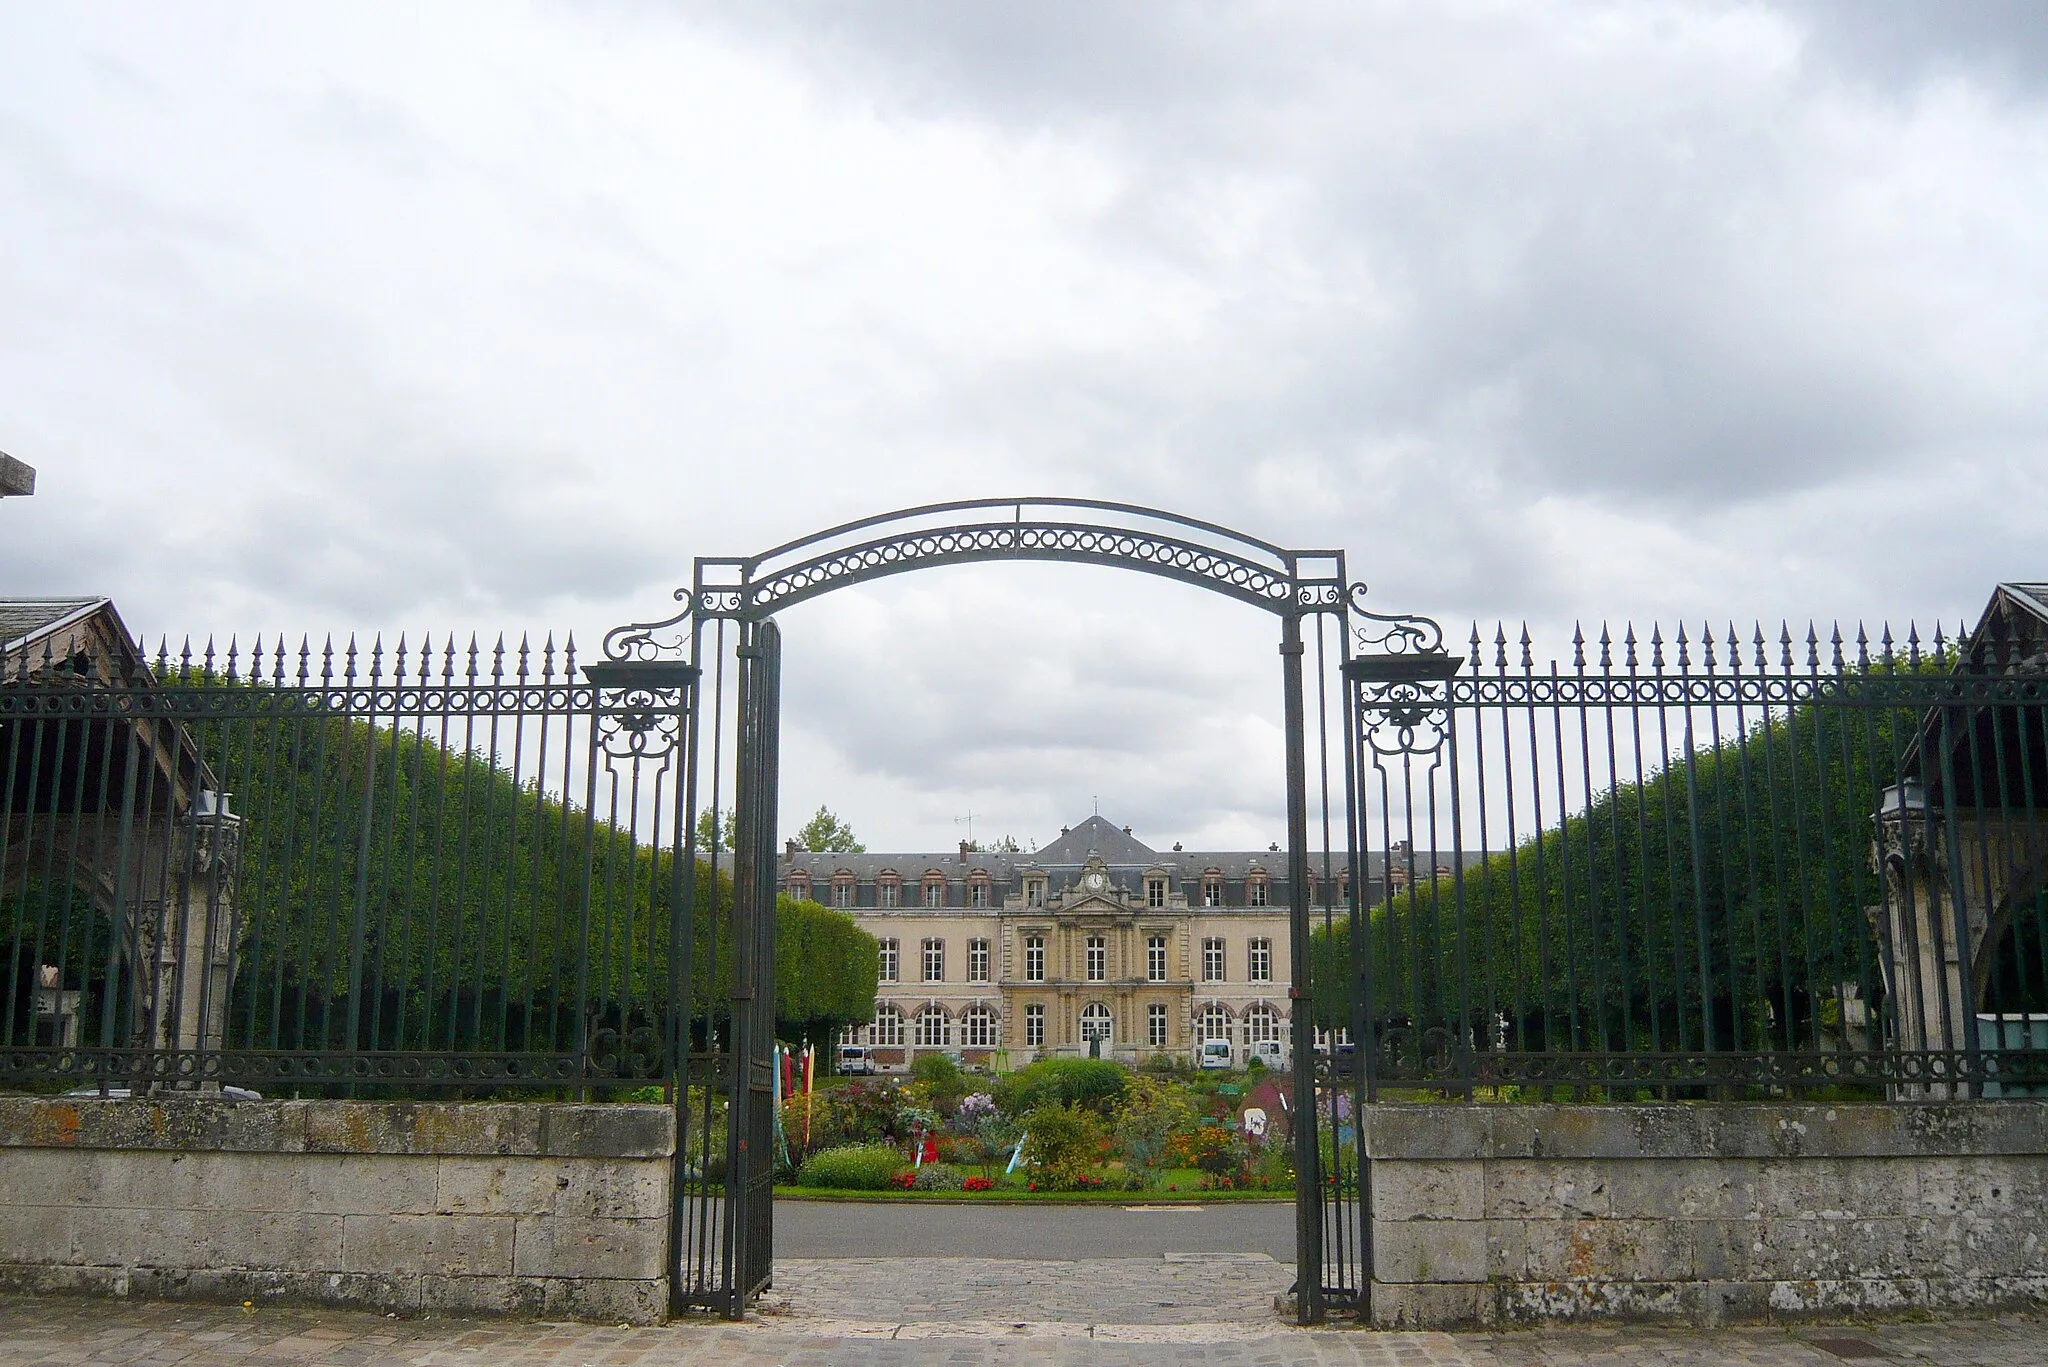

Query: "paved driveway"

xmin=775 ymin=1197 xmax=1297 ymax=1261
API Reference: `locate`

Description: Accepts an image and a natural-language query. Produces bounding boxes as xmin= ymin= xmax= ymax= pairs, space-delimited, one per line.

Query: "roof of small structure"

xmin=0 ymin=597 xmax=108 ymax=652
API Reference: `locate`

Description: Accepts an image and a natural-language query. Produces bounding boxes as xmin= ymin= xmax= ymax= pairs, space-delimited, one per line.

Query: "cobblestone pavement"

xmin=3 ymin=1294 xmax=2047 ymax=1366
xmin=766 ymin=1254 xmax=1293 ymax=1324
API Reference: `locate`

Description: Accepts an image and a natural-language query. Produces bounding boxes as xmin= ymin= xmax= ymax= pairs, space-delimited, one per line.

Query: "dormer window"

xmin=1025 ymin=875 xmax=1047 ymax=907
xmin=1246 ymin=870 xmax=1268 ymax=907
xmin=831 ymin=871 xmax=856 ymax=907
xmin=787 ymin=871 xmax=812 ymax=901
xmin=1202 ymin=870 xmax=1224 ymax=907
xmin=877 ymin=871 xmax=901 ymax=908
xmin=1145 ymin=873 xmax=1167 ymax=908
xmin=969 ymin=869 xmax=991 ymax=908
xmin=922 ymin=871 xmax=947 ymax=907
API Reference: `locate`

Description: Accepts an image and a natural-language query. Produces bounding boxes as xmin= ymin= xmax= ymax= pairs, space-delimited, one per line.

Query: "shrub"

xmin=994 ymin=1058 xmax=1128 ymax=1116
xmin=909 ymin=1052 xmax=968 ymax=1104
xmin=798 ymin=1143 xmax=904 ymax=1191
xmin=910 ymin=1162 xmax=965 ymax=1191
xmin=1110 ymin=1075 xmax=1198 ymax=1179
xmin=822 ymin=1081 xmax=907 ymax=1145
xmin=1020 ymin=1103 xmax=1106 ymax=1190
xmin=962 ymin=1176 xmax=994 ymax=1192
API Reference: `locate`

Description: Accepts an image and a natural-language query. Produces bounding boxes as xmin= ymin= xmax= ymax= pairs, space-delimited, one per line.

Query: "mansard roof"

xmin=1034 ymin=815 xmax=1160 ymax=866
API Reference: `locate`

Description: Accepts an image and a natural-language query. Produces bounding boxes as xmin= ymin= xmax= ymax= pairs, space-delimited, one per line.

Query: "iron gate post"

xmin=725 ymin=620 xmax=781 ymax=1317
xmin=1281 ymin=611 xmax=1325 ymax=1324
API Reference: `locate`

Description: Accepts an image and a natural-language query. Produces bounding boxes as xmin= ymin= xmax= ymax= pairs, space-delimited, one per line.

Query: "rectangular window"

xmin=924 ymin=880 xmax=945 ymax=907
xmin=922 ymin=938 xmax=944 ymax=982
xmin=1024 ymin=1003 xmax=1045 ymax=1047
xmin=1026 ymin=879 xmax=1046 ymax=907
xmin=1086 ymin=936 xmax=1106 ymax=982
xmin=1148 ymin=1002 xmax=1168 ymax=1047
xmin=1248 ymin=879 xmax=1267 ymax=907
xmin=967 ymin=938 xmax=990 ymax=983
xmin=874 ymin=1007 xmax=902 ymax=1047
xmin=1202 ymin=877 xmax=1222 ymax=907
xmin=1248 ymin=937 xmax=1272 ymax=982
xmin=1146 ymin=876 xmax=1166 ymax=908
xmin=832 ymin=882 xmax=853 ymax=907
xmin=970 ymin=882 xmax=989 ymax=908
xmin=878 ymin=939 xmax=899 ymax=983
xmin=878 ymin=882 xmax=899 ymax=908
xmin=1202 ymin=937 xmax=1225 ymax=983
xmin=1146 ymin=935 xmax=1167 ymax=982
xmin=1024 ymin=936 xmax=1045 ymax=982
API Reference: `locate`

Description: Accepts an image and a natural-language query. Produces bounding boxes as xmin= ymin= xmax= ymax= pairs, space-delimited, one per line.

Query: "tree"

xmin=795 ymin=805 xmax=864 ymax=853
xmin=1308 ymin=667 xmax=1982 ymax=1064
xmin=695 ymin=806 xmax=736 ymax=852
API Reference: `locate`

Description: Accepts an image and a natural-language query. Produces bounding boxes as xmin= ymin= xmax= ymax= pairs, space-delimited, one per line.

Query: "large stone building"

xmin=789 ymin=814 xmax=1407 ymax=1069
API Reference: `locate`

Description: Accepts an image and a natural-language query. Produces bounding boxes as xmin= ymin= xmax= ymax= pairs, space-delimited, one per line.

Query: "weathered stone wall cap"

xmin=1362 ymin=1101 xmax=2048 ymax=1160
xmin=0 ymin=1097 xmax=674 ymax=1158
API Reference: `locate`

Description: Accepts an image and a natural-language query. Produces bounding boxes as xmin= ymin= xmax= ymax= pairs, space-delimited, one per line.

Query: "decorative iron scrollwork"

xmin=601 ymin=598 xmax=693 ymax=664
xmin=585 ymin=658 xmax=697 ymax=761
xmin=1345 ymin=585 xmax=1458 ymax=755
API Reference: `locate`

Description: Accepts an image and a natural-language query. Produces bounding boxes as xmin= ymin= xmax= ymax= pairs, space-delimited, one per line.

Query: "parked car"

xmin=836 ymin=1044 xmax=877 ymax=1076
xmin=1199 ymin=1038 xmax=1233 ymax=1070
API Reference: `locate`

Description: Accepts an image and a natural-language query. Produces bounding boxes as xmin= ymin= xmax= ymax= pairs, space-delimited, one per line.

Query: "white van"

xmin=837 ymin=1044 xmax=877 ymax=1076
xmin=1199 ymin=1039 xmax=1233 ymax=1070
xmin=1247 ymin=1039 xmax=1286 ymax=1070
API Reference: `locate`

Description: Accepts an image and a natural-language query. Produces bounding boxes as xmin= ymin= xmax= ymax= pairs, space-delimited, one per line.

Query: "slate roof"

xmin=776 ymin=809 xmax=1439 ymax=883
xmin=0 ymin=597 xmax=107 ymax=652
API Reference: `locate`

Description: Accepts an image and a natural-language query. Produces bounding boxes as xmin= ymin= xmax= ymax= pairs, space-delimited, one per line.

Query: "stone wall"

xmin=1364 ymin=1101 xmax=2048 ymax=1328
xmin=0 ymin=1097 xmax=674 ymax=1323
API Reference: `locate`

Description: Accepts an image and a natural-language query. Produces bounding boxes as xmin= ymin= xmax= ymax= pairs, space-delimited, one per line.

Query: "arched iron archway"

xmin=604 ymin=498 xmax=1446 ymax=1324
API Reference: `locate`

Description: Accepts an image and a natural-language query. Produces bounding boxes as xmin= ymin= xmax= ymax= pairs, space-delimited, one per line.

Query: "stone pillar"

xmin=136 ymin=793 xmax=242 ymax=1077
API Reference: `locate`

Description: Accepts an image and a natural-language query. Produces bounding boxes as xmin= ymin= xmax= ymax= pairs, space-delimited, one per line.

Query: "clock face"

xmin=1083 ymin=871 xmax=1106 ymax=891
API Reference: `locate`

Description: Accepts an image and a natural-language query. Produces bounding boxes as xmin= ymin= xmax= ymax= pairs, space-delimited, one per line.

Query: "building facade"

xmin=790 ymin=814 xmax=1399 ymax=1069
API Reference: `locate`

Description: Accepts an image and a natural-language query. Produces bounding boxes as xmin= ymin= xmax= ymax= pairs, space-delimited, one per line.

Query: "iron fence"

xmin=0 ymin=632 xmax=711 ymax=1096
xmin=1323 ymin=617 xmax=2048 ymax=1101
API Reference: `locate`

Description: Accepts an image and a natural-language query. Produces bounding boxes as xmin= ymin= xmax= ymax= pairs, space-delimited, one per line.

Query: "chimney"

xmin=959 ymin=839 xmax=971 ymax=862
xmin=785 ymin=838 xmax=798 ymax=862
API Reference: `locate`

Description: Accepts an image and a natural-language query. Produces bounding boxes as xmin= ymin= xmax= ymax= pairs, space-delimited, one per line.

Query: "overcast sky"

xmin=3 ymin=2 xmax=2045 ymax=851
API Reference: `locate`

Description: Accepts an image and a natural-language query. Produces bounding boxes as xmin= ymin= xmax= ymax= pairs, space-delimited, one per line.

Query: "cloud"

xmin=2 ymin=2 xmax=2044 ymax=845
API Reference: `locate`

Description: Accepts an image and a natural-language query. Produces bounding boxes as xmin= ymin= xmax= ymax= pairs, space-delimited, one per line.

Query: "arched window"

xmin=786 ymin=870 xmax=811 ymax=900
xmin=831 ymin=870 xmax=856 ymax=907
xmin=968 ymin=869 xmax=992 ymax=908
xmin=1242 ymin=1002 xmax=1281 ymax=1046
xmin=1079 ymin=1002 xmax=1113 ymax=1045
xmin=873 ymin=1004 xmax=904 ymax=1047
xmin=961 ymin=1003 xmax=999 ymax=1048
xmin=876 ymin=870 xmax=901 ymax=908
xmin=914 ymin=1004 xmax=950 ymax=1049
xmin=1246 ymin=869 xmax=1268 ymax=907
xmin=922 ymin=871 xmax=948 ymax=907
xmin=1197 ymin=1002 xmax=1232 ymax=1044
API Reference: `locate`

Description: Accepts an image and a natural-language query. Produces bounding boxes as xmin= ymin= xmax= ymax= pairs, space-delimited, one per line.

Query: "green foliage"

xmin=993 ymin=1058 xmax=1128 ymax=1116
xmin=695 ymin=807 xmax=735 ymax=853
xmin=1109 ymin=1074 xmax=1199 ymax=1177
xmin=795 ymin=805 xmax=864 ymax=853
xmin=1020 ymin=1103 xmax=1105 ymax=1189
xmin=1309 ymin=678 xmax=1939 ymax=1055
xmin=87 ymin=674 xmax=877 ymax=1055
xmin=908 ymin=1051 xmax=968 ymax=1104
xmin=910 ymin=1161 xmax=965 ymax=1191
xmin=814 ymin=1080 xmax=908 ymax=1146
xmin=797 ymin=1142 xmax=903 ymax=1190
xmin=775 ymin=897 xmax=879 ymax=1043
